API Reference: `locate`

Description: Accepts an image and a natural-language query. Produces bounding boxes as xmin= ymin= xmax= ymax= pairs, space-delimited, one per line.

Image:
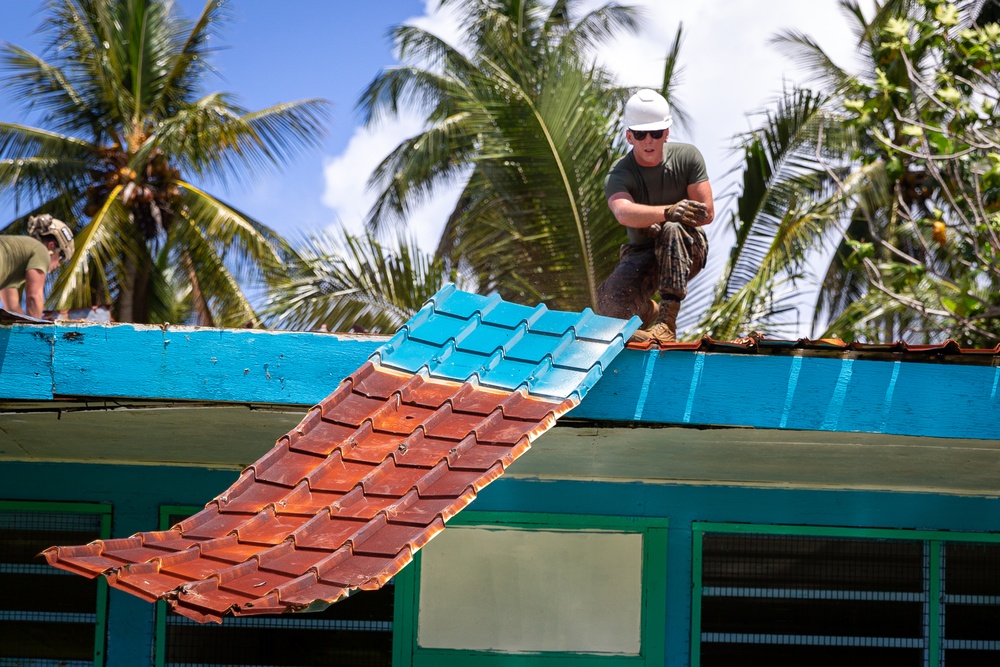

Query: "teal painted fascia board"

xmin=0 ymin=325 xmax=56 ymax=399
xmin=1 ymin=323 xmax=999 ymax=441
xmin=0 ymin=321 xmax=382 ymax=405
xmin=50 ymin=323 xmax=382 ymax=405
xmin=575 ymin=350 xmax=1000 ymax=440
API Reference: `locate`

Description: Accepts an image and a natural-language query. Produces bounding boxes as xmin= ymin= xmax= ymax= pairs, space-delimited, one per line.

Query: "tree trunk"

xmin=116 ymin=254 xmax=151 ymax=323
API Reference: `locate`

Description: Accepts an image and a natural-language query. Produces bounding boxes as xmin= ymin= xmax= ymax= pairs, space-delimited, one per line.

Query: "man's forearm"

xmin=23 ymin=270 xmax=48 ymax=319
xmin=25 ymin=293 xmax=44 ymax=318
xmin=608 ymin=199 xmax=669 ymax=228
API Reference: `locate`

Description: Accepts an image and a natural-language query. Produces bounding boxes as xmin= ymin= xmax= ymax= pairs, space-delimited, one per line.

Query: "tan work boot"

xmin=640 ymin=299 xmax=659 ymax=327
xmin=628 ymin=299 xmax=679 ymax=345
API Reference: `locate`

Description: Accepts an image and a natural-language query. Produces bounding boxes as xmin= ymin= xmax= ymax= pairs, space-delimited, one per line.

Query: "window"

xmin=395 ymin=512 xmax=668 ymax=666
xmin=154 ymin=506 xmax=394 ymax=667
xmin=941 ymin=541 xmax=1000 ymax=665
xmin=692 ymin=524 xmax=1000 ymax=667
xmin=0 ymin=500 xmax=111 ymax=667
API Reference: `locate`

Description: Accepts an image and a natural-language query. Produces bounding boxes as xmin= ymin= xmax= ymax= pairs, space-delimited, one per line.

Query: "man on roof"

xmin=597 ymin=88 xmax=715 ymax=344
xmin=0 ymin=214 xmax=75 ymax=319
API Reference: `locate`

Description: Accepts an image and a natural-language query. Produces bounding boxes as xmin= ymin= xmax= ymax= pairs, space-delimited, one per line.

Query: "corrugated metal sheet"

xmin=42 ymin=285 xmax=639 ymax=623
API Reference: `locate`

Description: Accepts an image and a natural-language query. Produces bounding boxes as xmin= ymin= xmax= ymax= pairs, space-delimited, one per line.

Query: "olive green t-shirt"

xmin=604 ymin=142 xmax=709 ymax=245
xmin=0 ymin=236 xmax=50 ymax=290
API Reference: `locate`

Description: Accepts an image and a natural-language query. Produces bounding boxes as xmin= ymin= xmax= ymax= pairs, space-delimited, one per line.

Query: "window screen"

xmin=942 ymin=541 xmax=1000 ymax=665
xmin=696 ymin=528 xmax=1000 ymax=667
xmin=157 ymin=509 xmax=393 ymax=667
xmin=0 ymin=504 xmax=109 ymax=667
xmin=698 ymin=532 xmax=926 ymax=666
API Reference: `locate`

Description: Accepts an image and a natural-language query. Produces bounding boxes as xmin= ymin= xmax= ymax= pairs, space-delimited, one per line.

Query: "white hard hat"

xmin=624 ymin=89 xmax=673 ymax=131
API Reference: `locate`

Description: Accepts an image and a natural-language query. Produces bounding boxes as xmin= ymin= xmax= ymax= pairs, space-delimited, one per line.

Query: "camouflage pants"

xmin=596 ymin=222 xmax=708 ymax=322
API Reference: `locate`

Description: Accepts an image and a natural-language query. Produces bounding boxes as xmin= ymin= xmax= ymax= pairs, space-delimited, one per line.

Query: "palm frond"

xmin=49 ymin=184 xmax=134 ymax=309
xmin=658 ymin=24 xmax=693 ymax=132
xmin=176 ymin=181 xmax=289 ymax=285
xmin=769 ymin=29 xmax=855 ymax=92
xmin=719 ymin=88 xmax=837 ymax=296
xmin=155 ymin=0 xmax=228 ymax=115
xmin=264 ymin=228 xmax=460 ymax=333
xmin=0 ymin=45 xmax=96 ymax=135
xmin=556 ymin=1 xmax=641 ymax=57
xmin=357 ymin=53 xmax=477 ymax=128
xmin=141 ymin=95 xmax=329 ymax=183
xmin=168 ymin=210 xmax=260 ymax=327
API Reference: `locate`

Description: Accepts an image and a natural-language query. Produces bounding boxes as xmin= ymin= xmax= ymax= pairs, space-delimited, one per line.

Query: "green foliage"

xmin=836 ymin=0 xmax=1000 ymax=345
xmin=699 ymin=0 xmax=1000 ymax=346
xmin=0 ymin=0 xmax=330 ymax=324
xmin=356 ymin=0 xmax=647 ymax=312
xmin=262 ymin=229 xmax=469 ymax=334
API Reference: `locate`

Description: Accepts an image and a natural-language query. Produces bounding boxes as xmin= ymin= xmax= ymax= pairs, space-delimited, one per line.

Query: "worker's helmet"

xmin=624 ymin=89 xmax=673 ymax=131
xmin=27 ymin=214 xmax=75 ymax=261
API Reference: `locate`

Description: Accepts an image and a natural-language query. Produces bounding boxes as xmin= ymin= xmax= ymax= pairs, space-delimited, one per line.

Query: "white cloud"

xmin=321 ymin=115 xmax=425 ymax=234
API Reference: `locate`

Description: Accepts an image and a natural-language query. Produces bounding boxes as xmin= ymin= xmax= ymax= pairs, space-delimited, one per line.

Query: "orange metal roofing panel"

xmin=43 ymin=286 xmax=638 ymax=622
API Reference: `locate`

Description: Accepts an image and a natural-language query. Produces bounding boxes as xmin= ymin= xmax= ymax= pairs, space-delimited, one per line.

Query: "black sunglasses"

xmin=630 ymin=129 xmax=665 ymax=140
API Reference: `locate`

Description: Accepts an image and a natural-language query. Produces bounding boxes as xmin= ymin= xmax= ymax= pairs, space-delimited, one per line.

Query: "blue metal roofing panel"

xmin=551 ymin=338 xmax=617 ymax=371
xmin=431 ymin=286 xmax=497 ymax=320
xmin=531 ymin=308 xmax=586 ymax=336
xmin=400 ymin=300 xmax=434 ymax=330
xmin=573 ymin=310 xmax=640 ymax=343
xmin=505 ymin=331 xmax=571 ymax=364
xmin=478 ymin=357 xmax=540 ymax=393
xmin=456 ymin=324 xmax=513 ymax=356
xmin=376 ymin=287 xmax=640 ymax=401
xmin=529 ymin=365 xmax=596 ymax=400
xmin=480 ymin=301 xmax=545 ymax=329
xmin=430 ymin=348 xmax=497 ymax=383
xmin=376 ymin=335 xmax=444 ymax=375
xmin=406 ymin=310 xmax=478 ymax=347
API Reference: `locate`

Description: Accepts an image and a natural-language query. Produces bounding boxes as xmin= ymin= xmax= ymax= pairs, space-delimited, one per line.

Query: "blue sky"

xmin=0 ymin=0 xmax=875 ymax=330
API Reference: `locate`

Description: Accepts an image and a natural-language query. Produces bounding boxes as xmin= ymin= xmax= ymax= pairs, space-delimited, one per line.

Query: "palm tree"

xmin=689 ymin=86 xmax=850 ymax=341
xmin=695 ymin=0 xmax=994 ymax=342
xmin=263 ymin=228 xmax=468 ymax=333
xmin=356 ymin=0 xmax=676 ymax=312
xmin=0 ymin=0 xmax=329 ymax=325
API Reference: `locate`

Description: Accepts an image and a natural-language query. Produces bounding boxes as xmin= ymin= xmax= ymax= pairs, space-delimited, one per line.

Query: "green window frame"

xmin=691 ymin=522 xmax=1000 ymax=667
xmin=0 ymin=499 xmax=112 ymax=667
xmin=153 ymin=505 xmax=197 ymax=667
xmin=393 ymin=512 xmax=669 ymax=667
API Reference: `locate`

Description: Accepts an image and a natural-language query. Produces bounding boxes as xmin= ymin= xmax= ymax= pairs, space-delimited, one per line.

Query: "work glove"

xmin=664 ymin=199 xmax=708 ymax=226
